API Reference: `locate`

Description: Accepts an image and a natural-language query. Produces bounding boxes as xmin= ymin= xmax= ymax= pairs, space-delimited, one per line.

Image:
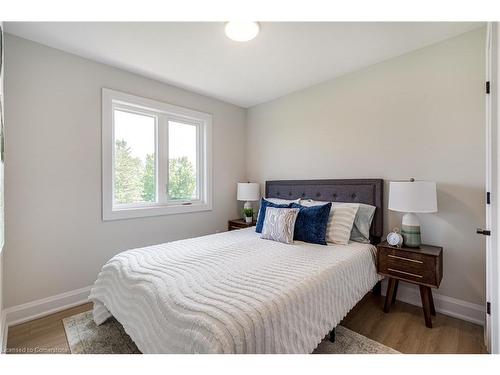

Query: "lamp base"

xmin=243 ymin=201 xmax=252 ymax=210
xmin=401 ymin=212 xmax=421 ymax=248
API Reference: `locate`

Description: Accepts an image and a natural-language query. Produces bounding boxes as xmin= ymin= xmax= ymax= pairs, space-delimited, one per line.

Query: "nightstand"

xmin=228 ymin=218 xmax=257 ymax=231
xmin=377 ymin=241 xmax=443 ymax=328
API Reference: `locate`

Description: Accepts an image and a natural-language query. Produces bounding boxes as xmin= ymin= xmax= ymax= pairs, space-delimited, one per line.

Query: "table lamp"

xmin=388 ymin=179 xmax=437 ymax=248
xmin=237 ymin=183 xmax=260 ymax=222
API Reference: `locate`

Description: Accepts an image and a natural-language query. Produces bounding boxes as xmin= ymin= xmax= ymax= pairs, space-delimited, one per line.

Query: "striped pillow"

xmin=329 ymin=205 xmax=359 ymax=244
xmin=261 ymin=207 xmax=299 ymax=244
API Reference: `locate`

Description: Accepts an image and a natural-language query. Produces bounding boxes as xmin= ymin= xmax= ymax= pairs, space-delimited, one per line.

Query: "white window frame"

xmin=102 ymin=88 xmax=212 ymax=220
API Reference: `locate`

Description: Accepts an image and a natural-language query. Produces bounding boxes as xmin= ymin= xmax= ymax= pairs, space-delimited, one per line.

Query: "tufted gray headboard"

xmin=265 ymin=179 xmax=384 ymax=244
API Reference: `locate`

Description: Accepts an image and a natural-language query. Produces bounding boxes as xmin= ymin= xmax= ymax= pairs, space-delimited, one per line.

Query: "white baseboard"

xmin=0 ymin=310 xmax=7 ymax=354
xmin=381 ymin=279 xmax=486 ymax=326
xmin=4 ymin=286 xmax=92 ymax=327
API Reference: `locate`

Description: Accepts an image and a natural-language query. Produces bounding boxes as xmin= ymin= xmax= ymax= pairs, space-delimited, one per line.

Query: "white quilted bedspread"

xmin=89 ymin=228 xmax=379 ymax=354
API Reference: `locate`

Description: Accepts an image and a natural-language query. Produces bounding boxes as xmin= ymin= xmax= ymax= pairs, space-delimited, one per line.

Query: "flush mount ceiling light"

xmin=224 ymin=21 xmax=260 ymax=42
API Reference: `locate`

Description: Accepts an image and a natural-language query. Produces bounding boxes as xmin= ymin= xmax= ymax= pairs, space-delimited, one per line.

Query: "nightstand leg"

xmin=419 ymin=285 xmax=433 ymax=328
xmin=428 ymin=288 xmax=436 ymax=316
xmin=392 ymin=280 xmax=399 ymax=304
xmin=384 ymin=278 xmax=397 ymax=313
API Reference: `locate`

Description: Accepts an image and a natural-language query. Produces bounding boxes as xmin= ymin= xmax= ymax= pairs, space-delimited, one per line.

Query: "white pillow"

xmin=261 ymin=207 xmax=299 ymax=244
xmin=300 ymin=199 xmax=359 ymax=244
xmin=265 ymin=197 xmax=301 ymax=205
xmin=299 ymin=199 xmax=325 ymax=207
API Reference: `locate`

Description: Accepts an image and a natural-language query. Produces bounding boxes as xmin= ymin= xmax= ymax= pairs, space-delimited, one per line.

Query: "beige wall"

xmin=3 ymin=35 xmax=246 ymax=308
xmin=0 ymin=21 xmax=5 ymax=343
xmin=0 ymin=252 xmax=3 ymax=322
xmin=246 ymin=28 xmax=486 ymax=305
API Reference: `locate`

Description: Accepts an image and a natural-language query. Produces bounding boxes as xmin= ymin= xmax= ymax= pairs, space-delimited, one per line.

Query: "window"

xmin=102 ymin=88 xmax=212 ymax=220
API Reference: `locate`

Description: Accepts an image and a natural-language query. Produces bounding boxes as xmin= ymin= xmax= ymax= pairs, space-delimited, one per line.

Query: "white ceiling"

xmin=5 ymin=22 xmax=484 ymax=108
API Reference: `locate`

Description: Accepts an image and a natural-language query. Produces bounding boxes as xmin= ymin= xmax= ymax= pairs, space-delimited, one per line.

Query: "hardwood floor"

xmin=342 ymin=294 xmax=487 ymax=354
xmin=6 ymin=303 xmax=92 ymax=354
xmin=5 ymin=294 xmax=487 ymax=354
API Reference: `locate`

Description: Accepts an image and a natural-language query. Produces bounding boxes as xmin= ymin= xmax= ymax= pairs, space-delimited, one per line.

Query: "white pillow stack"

xmin=300 ymin=200 xmax=359 ymax=245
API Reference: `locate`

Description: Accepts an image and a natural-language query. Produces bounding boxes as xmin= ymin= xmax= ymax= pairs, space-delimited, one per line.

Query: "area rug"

xmin=63 ymin=311 xmax=399 ymax=354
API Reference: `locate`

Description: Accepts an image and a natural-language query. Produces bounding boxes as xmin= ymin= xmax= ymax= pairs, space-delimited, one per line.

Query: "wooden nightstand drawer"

xmin=377 ymin=244 xmax=443 ymax=288
xmin=378 ymin=247 xmax=436 ymax=285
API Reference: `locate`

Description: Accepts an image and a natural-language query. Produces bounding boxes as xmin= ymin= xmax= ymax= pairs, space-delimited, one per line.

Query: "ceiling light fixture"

xmin=225 ymin=21 xmax=260 ymax=42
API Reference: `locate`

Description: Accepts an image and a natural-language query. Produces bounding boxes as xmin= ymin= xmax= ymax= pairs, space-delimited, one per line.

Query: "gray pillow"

xmin=261 ymin=207 xmax=299 ymax=244
xmin=346 ymin=203 xmax=376 ymax=243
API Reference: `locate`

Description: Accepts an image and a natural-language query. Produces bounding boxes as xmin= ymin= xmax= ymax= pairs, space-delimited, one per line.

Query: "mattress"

xmin=89 ymin=228 xmax=379 ymax=353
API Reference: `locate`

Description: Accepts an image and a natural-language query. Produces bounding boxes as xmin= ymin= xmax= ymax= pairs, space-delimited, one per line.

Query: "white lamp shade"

xmin=388 ymin=181 xmax=437 ymax=213
xmin=237 ymin=183 xmax=260 ymax=201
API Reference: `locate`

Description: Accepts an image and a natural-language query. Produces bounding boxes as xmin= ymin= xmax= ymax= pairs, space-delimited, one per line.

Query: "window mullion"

xmin=157 ymin=115 xmax=168 ymax=204
xmin=197 ymin=123 xmax=203 ymax=201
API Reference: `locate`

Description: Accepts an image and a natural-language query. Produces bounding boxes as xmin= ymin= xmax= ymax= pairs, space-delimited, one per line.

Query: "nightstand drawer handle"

xmin=388 ymin=254 xmax=423 ymax=264
xmin=388 ymin=268 xmax=423 ymax=278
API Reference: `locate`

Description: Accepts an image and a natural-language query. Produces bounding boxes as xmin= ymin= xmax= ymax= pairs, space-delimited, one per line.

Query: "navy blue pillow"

xmin=291 ymin=202 xmax=332 ymax=245
xmin=255 ymin=198 xmax=293 ymax=233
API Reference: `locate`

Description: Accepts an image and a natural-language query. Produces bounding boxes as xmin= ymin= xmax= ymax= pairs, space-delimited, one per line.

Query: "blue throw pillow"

xmin=291 ymin=202 xmax=332 ymax=245
xmin=255 ymin=198 xmax=293 ymax=233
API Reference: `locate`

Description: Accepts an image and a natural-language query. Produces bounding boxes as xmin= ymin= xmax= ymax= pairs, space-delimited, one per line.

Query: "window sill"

xmin=103 ymin=201 xmax=212 ymax=221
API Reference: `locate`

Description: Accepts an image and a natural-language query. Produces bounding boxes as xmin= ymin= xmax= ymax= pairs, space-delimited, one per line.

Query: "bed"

xmin=90 ymin=179 xmax=384 ymax=354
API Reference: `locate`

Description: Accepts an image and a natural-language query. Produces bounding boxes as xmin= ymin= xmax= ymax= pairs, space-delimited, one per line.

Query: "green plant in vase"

xmin=243 ymin=208 xmax=254 ymax=223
